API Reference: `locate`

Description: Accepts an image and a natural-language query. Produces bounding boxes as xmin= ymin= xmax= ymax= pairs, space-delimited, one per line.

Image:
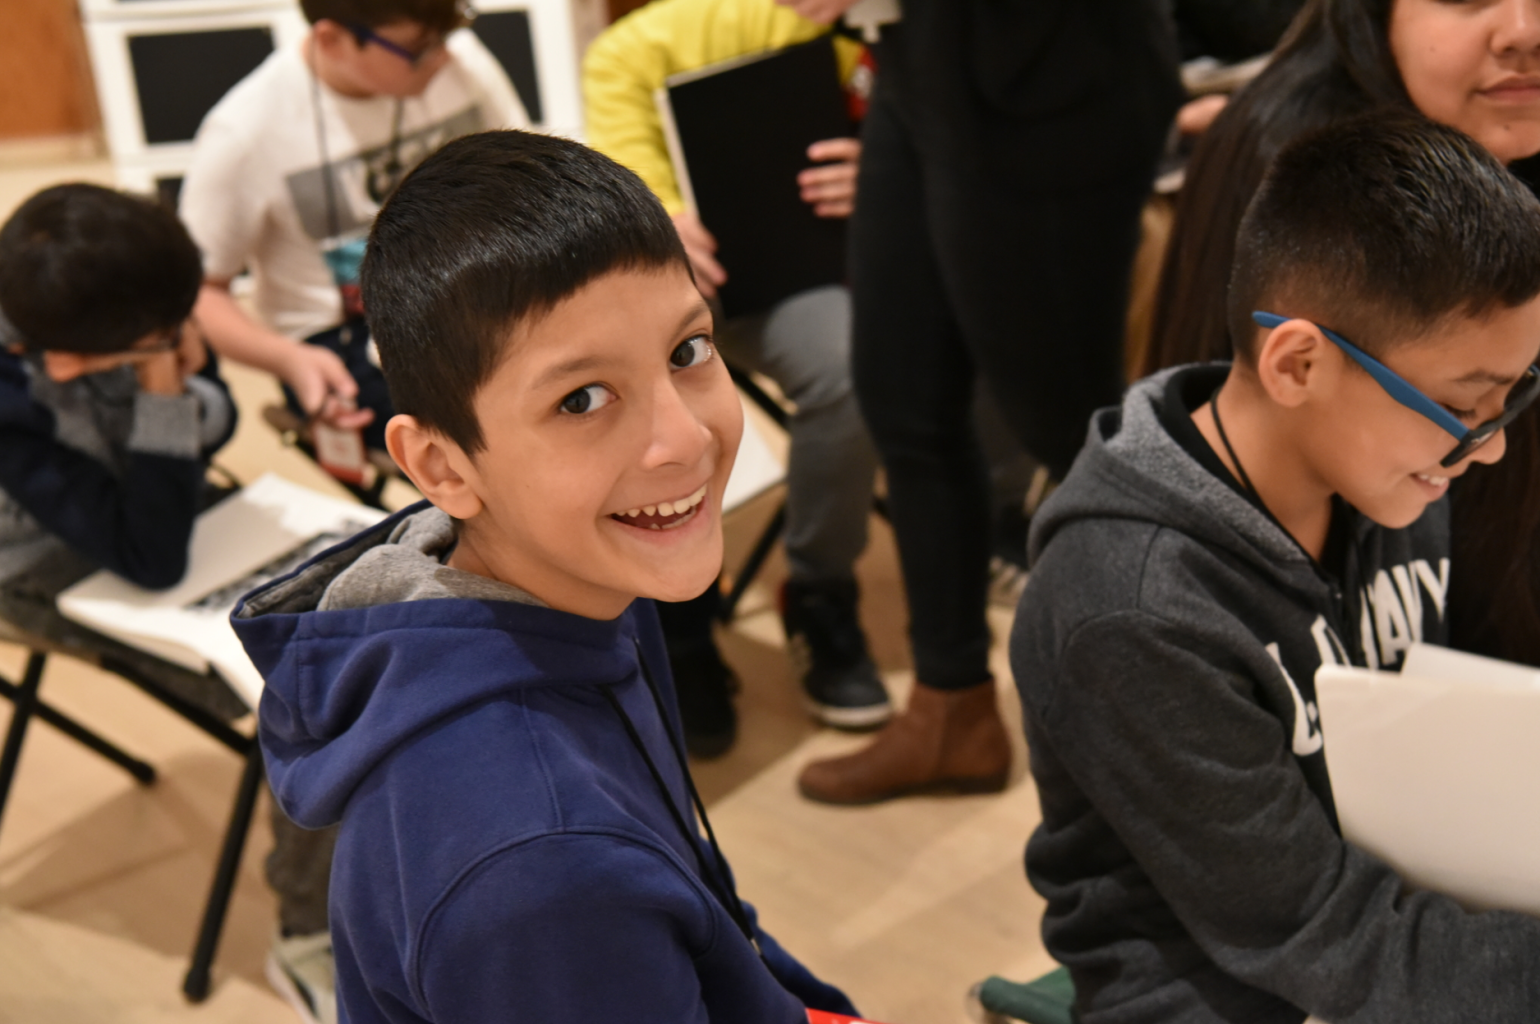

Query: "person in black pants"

xmin=787 ymin=0 xmax=1184 ymax=804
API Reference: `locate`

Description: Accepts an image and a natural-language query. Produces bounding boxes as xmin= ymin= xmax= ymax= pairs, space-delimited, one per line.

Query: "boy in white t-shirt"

xmin=178 ymin=2 xmax=523 ymax=1019
xmin=181 ymin=0 xmax=526 ymax=457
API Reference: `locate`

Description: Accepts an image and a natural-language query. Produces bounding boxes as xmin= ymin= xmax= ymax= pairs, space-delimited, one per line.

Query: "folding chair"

xmin=720 ymin=364 xmax=888 ymax=622
xmin=0 ymin=613 xmax=264 ymax=1003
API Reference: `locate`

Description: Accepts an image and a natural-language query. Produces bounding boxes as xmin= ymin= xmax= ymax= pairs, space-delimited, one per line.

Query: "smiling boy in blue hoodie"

xmin=230 ymin=129 xmax=857 ymax=1024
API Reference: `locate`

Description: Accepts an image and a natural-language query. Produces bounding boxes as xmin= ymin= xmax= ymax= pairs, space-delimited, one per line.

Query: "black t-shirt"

xmin=1154 ymin=364 xmax=1353 ymax=581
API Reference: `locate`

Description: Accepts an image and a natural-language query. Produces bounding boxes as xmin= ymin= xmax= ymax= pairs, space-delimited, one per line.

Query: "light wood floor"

xmin=0 ymin=158 xmax=1051 ymax=1024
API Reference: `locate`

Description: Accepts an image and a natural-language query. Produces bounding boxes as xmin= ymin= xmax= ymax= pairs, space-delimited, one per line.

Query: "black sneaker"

xmin=781 ymin=578 xmax=891 ymax=730
xmin=667 ymin=644 xmax=738 ymax=759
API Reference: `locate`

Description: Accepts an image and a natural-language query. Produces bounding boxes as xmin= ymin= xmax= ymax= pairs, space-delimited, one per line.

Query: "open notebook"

xmin=57 ymin=474 xmax=387 ymax=710
xmin=1315 ymin=644 xmax=1540 ymax=916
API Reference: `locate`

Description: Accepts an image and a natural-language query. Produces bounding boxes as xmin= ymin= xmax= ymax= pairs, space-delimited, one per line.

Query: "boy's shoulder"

xmin=192 ymin=43 xmax=311 ymax=150
xmin=0 ymin=349 xmax=53 ymax=432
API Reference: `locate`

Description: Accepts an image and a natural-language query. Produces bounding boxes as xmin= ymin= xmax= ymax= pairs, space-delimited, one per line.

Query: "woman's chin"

xmin=1482 ymin=124 xmax=1540 ymax=166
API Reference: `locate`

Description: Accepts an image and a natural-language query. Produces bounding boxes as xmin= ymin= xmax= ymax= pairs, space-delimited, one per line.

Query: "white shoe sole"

xmin=805 ymin=696 xmax=893 ymax=730
xmin=265 ymin=951 xmax=323 ymax=1024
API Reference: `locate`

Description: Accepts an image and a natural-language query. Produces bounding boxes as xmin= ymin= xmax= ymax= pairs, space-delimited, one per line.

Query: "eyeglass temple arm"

xmin=1250 ymin=312 xmax=1468 ymax=440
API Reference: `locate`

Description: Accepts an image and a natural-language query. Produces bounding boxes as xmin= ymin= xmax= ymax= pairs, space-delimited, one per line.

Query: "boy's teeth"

xmin=1416 ymin=473 xmax=1449 ymax=485
xmin=616 ymin=486 xmax=710 ymax=521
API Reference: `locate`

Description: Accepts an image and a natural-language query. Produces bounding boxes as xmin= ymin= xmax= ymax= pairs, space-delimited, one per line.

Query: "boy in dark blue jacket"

xmin=0 ymin=183 xmax=241 ymax=696
xmin=232 ymin=130 xmax=857 ymax=1024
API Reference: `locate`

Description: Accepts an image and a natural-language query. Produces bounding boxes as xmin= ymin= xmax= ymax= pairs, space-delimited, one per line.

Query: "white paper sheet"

xmin=722 ymin=397 xmax=785 ymax=513
xmin=1316 ymin=644 xmax=1540 ymax=916
xmin=58 ymin=474 xmax=387 ymax=710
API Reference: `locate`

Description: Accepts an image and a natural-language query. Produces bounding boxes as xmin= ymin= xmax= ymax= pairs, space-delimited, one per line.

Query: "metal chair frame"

xmin=721 ymin=365 xmax=887 ymax=622
xmin=0 ymin=623 xmax=263 ymax=1003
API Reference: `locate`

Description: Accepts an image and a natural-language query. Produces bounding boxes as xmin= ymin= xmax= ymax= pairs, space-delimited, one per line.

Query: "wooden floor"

xmin=0 ymin=158 xmax=1051 ymax=1024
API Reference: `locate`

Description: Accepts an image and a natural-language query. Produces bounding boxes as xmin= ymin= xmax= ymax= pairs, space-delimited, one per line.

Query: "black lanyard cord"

xmin=1210 ymin=385 xmax=1261 ymax=500
xmin=601 ymin=642 xmax=761 ymax=955
xmin=309 ymin=58 xmax=404 ymax=240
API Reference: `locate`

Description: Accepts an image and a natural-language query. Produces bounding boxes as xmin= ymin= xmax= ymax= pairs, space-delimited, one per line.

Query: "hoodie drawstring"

xmin=601 ymin=639 xmax=762 ymax=957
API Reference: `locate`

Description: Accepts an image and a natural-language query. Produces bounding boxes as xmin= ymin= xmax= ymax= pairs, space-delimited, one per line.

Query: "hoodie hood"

xmin=1030 ymin=365 xmax=1317 ymax=588
xmin=232 ymin=501 xmax=641 ymax=828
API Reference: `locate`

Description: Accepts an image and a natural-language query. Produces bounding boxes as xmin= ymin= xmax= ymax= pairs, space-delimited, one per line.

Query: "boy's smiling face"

xmin=395 ymin=266 xmax=742 ymax=619
xmin=1295 ymin=296 xmax=1540 ymax=528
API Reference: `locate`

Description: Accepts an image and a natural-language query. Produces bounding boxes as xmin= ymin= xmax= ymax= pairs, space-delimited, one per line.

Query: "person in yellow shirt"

xmin=584 ymin=0 xmax=885 ymax=755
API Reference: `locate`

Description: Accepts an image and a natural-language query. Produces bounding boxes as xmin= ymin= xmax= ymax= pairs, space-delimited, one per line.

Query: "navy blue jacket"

xmin=0 ymin=347 xmax=235 ymax=588
xmin=233 ymin=505 xmax=856 ymax=1024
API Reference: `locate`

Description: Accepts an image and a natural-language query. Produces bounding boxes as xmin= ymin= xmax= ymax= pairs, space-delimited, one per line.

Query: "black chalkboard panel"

xmin=156 ymin=176 xmax=183 ymax=211
xmin=129 ymin=27 xmax=275 ymax=145
xmin=471 ymin=10 xmax=542 ymax=124
xmin=662 ymin=37 xmax=851 ymax=319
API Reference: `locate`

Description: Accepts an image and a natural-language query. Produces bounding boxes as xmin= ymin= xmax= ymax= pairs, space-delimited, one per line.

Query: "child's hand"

xmin=672 ymin=211 xmax=728 ymax=299
xmin=282 ymin=342 xmax=375 ymax=431
xmin=175 ymin=319 xmax=209 ymax=379
xmin=799 ymin=138 xmax=861 ymax=218
xmin=133 ymin=349 xmax=186 ymax=396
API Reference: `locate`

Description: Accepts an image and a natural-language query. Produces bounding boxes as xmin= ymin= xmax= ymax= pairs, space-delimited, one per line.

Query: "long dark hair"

xmin=1145 ymin=0 xmax=1407 ymax=371
xmin=1145 ymin=0 xmax=1540 ymax=668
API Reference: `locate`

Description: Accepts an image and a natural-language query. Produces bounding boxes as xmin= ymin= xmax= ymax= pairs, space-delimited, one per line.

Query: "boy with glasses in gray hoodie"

xmin=1013 ymin=112 xmax=1540 ymax=1024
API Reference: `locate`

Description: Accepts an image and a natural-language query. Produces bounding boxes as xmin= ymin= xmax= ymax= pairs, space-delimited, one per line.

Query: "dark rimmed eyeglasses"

xmin=347 ymin=4 xmax=474 ymax=67
xmin=1253 ymin=311 xmax=1540 ymax=468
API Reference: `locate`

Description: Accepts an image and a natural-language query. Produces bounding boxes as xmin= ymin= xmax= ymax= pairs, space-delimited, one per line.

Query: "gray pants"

xmin=716 ymin=285 xmax=878 ymax=582
xmin=267 ymin=801 xmax=336 ymax=936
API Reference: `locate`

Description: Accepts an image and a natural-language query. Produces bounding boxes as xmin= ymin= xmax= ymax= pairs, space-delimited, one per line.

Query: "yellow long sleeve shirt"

xmin=582 ymin=0 xmax=861 ymax=215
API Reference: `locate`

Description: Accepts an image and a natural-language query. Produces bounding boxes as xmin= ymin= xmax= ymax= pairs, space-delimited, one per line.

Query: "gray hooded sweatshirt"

xmin=1012 ymin=366 xmax=1540 ymax=1024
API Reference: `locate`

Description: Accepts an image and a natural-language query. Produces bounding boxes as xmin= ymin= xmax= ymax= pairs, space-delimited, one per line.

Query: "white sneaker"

xmin=266 ymin=929 xmax=338 ymax=1024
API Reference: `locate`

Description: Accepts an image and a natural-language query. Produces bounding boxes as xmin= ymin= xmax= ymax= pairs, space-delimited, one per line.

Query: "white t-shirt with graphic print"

xmin=180 ymin=31 xmax=527 ymax=341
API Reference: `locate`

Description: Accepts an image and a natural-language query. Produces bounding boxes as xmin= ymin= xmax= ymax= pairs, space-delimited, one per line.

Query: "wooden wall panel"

xmin=0 ymin=0 xmax=100 ymax=141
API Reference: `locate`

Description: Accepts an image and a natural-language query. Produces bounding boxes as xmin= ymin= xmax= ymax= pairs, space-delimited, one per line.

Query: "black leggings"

xmin=849 ymin=90 xmax=1151 ymax=689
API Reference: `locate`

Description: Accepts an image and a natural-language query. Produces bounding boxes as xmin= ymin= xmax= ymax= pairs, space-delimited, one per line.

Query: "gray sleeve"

xmin=1053 ymin=612 xmax=1540 ymax=1023
xmin=182 ymin=373 xmax=235 ymax=451
xmin=127 ymin=392 xmax=202 ymax=459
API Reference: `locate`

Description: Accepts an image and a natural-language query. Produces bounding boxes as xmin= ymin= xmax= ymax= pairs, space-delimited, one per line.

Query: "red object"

xmin=843 ymin=46 xmax=875 ymax=123
xmin=808 ymin=1011 xmax=891 ymax=1024
xmin=313 ymin=421 xmax=368 ymax=485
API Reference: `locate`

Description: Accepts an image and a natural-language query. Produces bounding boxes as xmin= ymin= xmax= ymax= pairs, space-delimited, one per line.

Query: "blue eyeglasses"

xmin=1253 ymin=311 xmax=1540 ymax=468
xmin=347 ymin=23 xmax=445 ymax=66
xmin=347 ymin=5 xmax=473 ymax=67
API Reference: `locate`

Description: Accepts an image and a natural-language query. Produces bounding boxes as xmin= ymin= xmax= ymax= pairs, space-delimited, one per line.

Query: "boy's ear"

xmin=1254 ymin=319 xmax=1335 ymax=410
xmin=385 ymin=414 xmax=485 ymax=520
xmin=310 ymin=18 xmax=358 ymax=58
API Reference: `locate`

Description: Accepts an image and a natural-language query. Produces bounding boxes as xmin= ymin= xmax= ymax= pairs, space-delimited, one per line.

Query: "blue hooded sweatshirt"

xmin=232 ymin=502 xmax=856 ymax=1024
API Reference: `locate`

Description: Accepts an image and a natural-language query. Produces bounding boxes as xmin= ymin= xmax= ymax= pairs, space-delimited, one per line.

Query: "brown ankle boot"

xmin=797 ymin=679 xmax=1011 ymax=805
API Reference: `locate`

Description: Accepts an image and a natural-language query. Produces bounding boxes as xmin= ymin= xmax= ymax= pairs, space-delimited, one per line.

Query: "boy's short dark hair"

xmin=1228 ymin=111 xmax=1540 ymax=363
xmin=361 ymin=130 xmax=690 ymax=454
xmin=300 ymin=0 xmax=469 ymax=34
xmin=0 ymin=183 xmax=203 ymax=354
